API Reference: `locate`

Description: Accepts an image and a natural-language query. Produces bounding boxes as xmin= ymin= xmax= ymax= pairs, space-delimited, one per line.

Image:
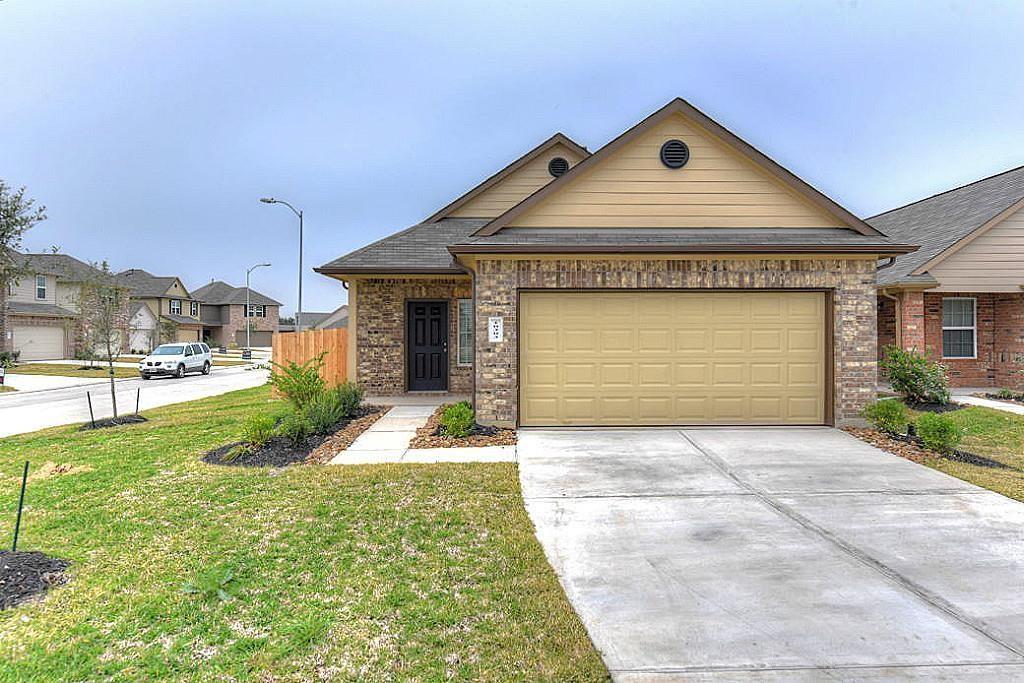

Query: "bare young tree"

xmin=78 ymin=262 xmax=130 ymax=418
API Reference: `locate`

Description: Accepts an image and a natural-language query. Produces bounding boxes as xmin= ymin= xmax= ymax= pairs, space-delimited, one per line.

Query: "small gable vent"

xmin=548 ymin=157 xmax=570 ymax=178
xmin=659 ymin=139 xmax=690 ymax=169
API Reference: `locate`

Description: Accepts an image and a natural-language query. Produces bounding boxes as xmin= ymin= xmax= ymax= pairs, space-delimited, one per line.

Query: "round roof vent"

xmin=548 ymin=156 xmax=570 ymax=178
xmin=659 ymin=139 xmax=690 ymax=169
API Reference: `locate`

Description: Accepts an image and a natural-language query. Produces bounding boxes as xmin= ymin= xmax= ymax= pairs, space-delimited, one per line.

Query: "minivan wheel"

xmin=202 ymin=361 xmax=211 ymax=375
xmin=176 ymin=364 xmax=185 ymax=379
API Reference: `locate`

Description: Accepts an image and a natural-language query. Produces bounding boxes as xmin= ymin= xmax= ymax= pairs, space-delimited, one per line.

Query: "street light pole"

xmin=260 ymin=197 xmax=304 ymax=331
xmin=245 ymin=262 xmax=272 ymax=352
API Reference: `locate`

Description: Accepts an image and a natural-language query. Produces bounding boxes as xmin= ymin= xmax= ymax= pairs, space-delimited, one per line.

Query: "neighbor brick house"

xmin=191 ymin=280 xmax=281 ymax=347
xmin=4 ymin=252 xmax=113 ymax=360
xmin=316 ymin=99 xmax=914 ymax=427
xmin=115 ymin=269 xmax=203 ymax=343
xmin=870 ymin=166 xmax=1024 ymax=390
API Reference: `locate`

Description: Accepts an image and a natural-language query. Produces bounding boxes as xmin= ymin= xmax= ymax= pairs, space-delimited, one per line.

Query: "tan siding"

xmin=508 ymin=114 xmax=842 ymax=229
xmin=448 ymin=143 xmax=586 ymax=218
xmin=931 ymin=209 xmax=1024 ymax=292
xmin=9 ymin=274 xmax=56 ymax=305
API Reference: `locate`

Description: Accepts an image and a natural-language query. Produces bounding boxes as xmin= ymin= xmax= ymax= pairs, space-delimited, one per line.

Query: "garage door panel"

xmin=520 ymin=291 xmax=826 ymax=426
xmin=13 ymin=325 xmax=66 ymax=361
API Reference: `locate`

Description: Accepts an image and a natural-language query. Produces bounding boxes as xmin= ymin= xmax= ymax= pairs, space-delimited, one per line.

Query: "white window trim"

xmin=190 ymin=301 xmax=199 ymax=317
xmin=245 ymin=304 xmax=266 ymax=318
xmin=941 ymin=296 xmax=977 ymax=359
xmin=457 ymin=298 xmax=473 ymax=366
xmin=35 ymin=274 xmax=46 ymax=300
xmin=169 ymin=299 xmax=182 ymax=315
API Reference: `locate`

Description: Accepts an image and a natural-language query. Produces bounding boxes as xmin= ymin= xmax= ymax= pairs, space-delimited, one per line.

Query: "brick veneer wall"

xmin=876 ymin=295 xmax=896 ymax=357
xmin=212 ymin=304 xmax=279 ymax=347
xmin=473 ymin=257 xmax=878 ymax=427
xmin=356 ymin=278 xmax=473 ymax=395
xmin=921 ymin=292 xmax=1024 ymax=389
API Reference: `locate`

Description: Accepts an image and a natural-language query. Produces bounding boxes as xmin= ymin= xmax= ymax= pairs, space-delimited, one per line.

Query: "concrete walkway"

xmin=329 ymin=402 xmax=516 ymax=464
xmin=520 ymin=428 xmax=1024 ymax=681
xmin=952 ymin=389 xmax=1024 ymax=416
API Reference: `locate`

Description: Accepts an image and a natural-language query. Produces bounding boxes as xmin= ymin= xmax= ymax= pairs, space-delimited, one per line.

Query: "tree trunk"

xmin=106 ymin=338 xmax=117 ymax=418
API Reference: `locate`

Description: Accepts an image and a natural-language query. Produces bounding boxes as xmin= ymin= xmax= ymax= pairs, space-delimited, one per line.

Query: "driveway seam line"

xmin=609 ymin=660 xmax=1024 ymax=674
xmin=677 ymin=429 xmax=1024 ymax=660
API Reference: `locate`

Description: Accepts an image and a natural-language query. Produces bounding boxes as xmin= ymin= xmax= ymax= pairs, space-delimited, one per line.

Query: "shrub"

xmin=995 ymin=388 xmax=1016 ymax=401
xmin=241 ymin=413 xmax=276 ymax=448
xmin=440 ymin=401 xmax=475 ymax=438
xmin=880 ymin=346 xmax=950 ymax=405
xmin=862 ymin=399 xmax=908 ymax=434
xmin=0 ymin=350 xmax=20 ymax=368
xmin=269 ymin=353 xmax=326 ymax=411
xmin=336 ymin=381 xmax=364 ymax=418
xmin=278 ymin=411 xmax=313 ymax=446
xmin=916 ymin=413 xmax=962 ymax=453
xmin=303 ymin=390 xmax=346 ymax=434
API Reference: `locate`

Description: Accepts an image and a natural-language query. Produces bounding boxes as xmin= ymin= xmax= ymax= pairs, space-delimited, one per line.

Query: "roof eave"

xmin=313 ymin=265 xmax=469 ymax=276
xmin=448 ymin=243 xmax=918 ymax=256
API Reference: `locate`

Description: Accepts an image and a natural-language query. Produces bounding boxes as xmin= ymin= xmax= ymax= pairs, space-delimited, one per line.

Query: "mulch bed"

xmin=408 ymin=405 xmax=517 ymax=449
xmin=844 ymin=427 xmax=1014 ymax=470
xmin=79 ymin=415 xmax=148 ymax=430
xmin=202 ymin=405 xmax=389 ymax=468
xmin=974 ymin=392 xmax=1024 ymax=407
xmin=1 ymin=551 xmax=69 ymax=610
xmin=905 ymin=401 xmax=964 ymax=414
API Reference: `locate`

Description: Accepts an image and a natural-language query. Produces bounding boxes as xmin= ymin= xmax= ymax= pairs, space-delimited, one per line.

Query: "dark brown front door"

xmin=406 ymin=301 xmax=448 ymax=391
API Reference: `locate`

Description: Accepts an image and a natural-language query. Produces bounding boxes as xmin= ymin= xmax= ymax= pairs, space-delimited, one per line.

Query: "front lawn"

xmin=0 ymin=385 xmax=15 ymax=393
xmin=0 ymin=386 xmax=606 ymax=681
xmin=8 ymin=363 xmax=138 ymax=379
xmin=910 ymin=404 xmax=1024 ymax=502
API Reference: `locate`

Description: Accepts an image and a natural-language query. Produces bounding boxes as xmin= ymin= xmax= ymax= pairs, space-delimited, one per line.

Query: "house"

xmin=127 ymin=303 xmax=159 ymax=353
xmin=4 ymin=252 xmax=110 ymax=360
xmin=278 ymin=306 xmax=349 ymax=332
xmin=191 ymin=280 xmax=282 ymax=347
xmin=870 ymin=166 xmax=1024 ymax=390
xmin=316 ymin=98 xmax=914 ymax=427
xmin=115 ymin=269 xmax=203 ymax=343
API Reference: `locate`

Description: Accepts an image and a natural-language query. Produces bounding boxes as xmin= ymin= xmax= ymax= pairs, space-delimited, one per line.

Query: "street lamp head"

xmin=259 ymin=262 xmax=271 ymax=268
xmin=259 ymin=197 xmax=276 ymax=204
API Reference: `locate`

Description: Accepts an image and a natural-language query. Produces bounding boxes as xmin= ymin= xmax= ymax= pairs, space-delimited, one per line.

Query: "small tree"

xmin=0 ymin=181 xmax=47 ymax=350
xmin=78 ymin=262 xmax=130 ymax=417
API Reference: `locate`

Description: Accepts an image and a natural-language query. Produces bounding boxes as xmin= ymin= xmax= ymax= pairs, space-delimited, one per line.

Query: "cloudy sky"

xmin=2 ymin=1 xmax=1022 ymax=314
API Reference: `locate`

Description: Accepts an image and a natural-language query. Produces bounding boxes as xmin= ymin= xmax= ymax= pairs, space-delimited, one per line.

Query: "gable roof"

xmin=423 ymin=133 xmax=589 ymax=223
xmin=116 ymin=269 xmax=193 ymax=299
xmin=473 ymin=98 xmax=883 ymax=238
xmin=15 ymin=252 xmax=107 ymax=283
xmin=191 ymin=280 xmax=282 ymax=307
xmin=316 ymin=219 xmax=485 ymax=275
xmin=869 ymin=165 xmax=1024 ymax=286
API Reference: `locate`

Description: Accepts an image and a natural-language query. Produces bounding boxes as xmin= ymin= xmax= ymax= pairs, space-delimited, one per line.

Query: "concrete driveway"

xmin=519 ymin=428 xmax=1024 ymax=681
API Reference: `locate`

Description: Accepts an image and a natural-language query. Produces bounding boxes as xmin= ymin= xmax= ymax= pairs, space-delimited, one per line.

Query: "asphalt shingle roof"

xmin=7 ymin=301 xmax=77 ymax=317
xmin=163 ymin=313 xmax=202 ymax=326
xmin=316 ymin=219 xmax=487 ymax=274
xmin=868 ymin=165 xmax=1024 ymax=286
xmin=115 ymin=269 xmax=190 ymax=298
xmin=16 ymin=252 xmax=107 ymax=282
xmin=191 ymin=280 xmax=282 ymax=307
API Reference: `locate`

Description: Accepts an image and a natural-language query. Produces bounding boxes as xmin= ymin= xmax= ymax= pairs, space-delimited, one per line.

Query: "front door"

xmin=406 ymin=301 xmax=448 ymax=391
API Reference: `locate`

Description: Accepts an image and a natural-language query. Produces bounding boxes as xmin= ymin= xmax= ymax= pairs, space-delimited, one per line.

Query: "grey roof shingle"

xmin=868 ymin=165 xmax=1024 ymax=286
xmin=191 ymin=280 xmax=282 ymax=307
xmin=163 ymin=313 xmax=202 ymax=326
xmin=316 ymin=219 xmax=487 ymax=274
xmin=115 ymin=269 xmax=191 ymax=298
xmin=7 ymin=301 xmax=77 ymax=317
xmin=16 ymin=252 xmax=107 ymax=282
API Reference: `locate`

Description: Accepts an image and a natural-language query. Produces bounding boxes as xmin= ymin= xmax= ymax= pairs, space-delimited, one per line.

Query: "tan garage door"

xmin=520 ymin=291 xmax=827 ymax=426
xmin=13 ymin=325 xmax=66 ymax=361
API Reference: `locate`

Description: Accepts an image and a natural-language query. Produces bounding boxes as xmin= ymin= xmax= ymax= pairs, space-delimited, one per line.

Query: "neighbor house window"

xmin=942 ymin=297 xmax=976 ymax=359
xmin=35 ymin=275 xmax=46 ymax=300
xmin=245 ymin=305 xmax=265 ymax=318
xmin=170 ymin=299 xmax=182 ymax=315
xmin=457 ymin=299 xmax=473 ymax=365
xmin=190 ymin=301 xmax=199 ymax=317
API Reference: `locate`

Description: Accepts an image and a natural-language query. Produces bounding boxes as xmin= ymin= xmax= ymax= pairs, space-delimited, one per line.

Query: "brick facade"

xmin=472 ymin=257 xmax=878 ymax=427
xmin=207 ymin=304 xmax=279 ymax=347
xmin=355 ymin=278 xmax=473 ymax=395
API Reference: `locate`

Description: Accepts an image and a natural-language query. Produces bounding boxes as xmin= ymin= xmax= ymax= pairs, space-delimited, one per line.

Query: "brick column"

xmin=899 ymin=290 xmax=925 ymax=352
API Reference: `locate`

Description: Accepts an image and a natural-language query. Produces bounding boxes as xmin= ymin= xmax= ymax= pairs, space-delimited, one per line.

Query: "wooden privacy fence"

xmin=271 ymin=328 xmax=349 ymax=385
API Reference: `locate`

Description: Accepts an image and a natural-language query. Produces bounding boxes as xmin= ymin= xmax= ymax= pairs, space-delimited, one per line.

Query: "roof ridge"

xmin=867 ymin=163 xmax=1024 ymax=220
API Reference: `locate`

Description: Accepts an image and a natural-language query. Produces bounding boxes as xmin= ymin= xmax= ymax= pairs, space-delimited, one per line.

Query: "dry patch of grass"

xmin=0 ymin=386 xmax=606 ymax=682
xmin=8 ymin=363 xmax=138 ymax=379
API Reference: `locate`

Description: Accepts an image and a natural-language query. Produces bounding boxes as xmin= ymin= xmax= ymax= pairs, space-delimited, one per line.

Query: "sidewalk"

xmin=951 ymin=389 xmax=1024 ymax=416
xmin=330 ymin=403 xmax=517 ymax=465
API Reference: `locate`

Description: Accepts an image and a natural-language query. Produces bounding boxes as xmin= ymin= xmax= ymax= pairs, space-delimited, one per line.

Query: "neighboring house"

xmin=316 ymin=98 xmax=913 ymax=428
xmin=279 ymin=306 xmax=348 ymax=332
xmin=4 ymin=252 xmax=110 ymax=360
xmin=115 ymin=269 xmax=203 ymax=343
xmin=870 ymin=166 xmax=1024 ymax=390
xmin=191 ymin=280 xmax=281 ymax=347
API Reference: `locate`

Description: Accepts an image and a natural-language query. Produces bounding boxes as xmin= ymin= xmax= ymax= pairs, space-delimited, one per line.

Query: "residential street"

xmin=0 ymin=366 xmax=269 ymax=436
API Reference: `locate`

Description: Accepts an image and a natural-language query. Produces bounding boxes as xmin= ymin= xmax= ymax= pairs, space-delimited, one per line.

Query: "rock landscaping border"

xmin=1 ymin=551 xmax=69 ymax=610
xmin=203 ymin=405 xmax=389 ymax=467
xmin=844 ymin=427 xmax=1013 ymax=470
xmin=409 ymin=404 xmax=517 ymax=449
xmin=973 ymin=392 xmax=1024 ymax=407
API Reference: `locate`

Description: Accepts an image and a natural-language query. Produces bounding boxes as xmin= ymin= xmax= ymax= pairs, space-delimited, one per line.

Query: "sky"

xmin=2 ymin=1 xmax=1023 ymax=315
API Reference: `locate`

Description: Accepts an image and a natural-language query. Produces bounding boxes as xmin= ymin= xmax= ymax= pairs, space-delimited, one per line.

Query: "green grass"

xmin=907 ymin=404 xmax=1024 ymax=502
xmin=0 ymin=385 xmax=15 ymax=393
xmin=9 ymin=363 xmax=139 ymax=379
xmin=0 ymin=386 xmax=606 ymax=681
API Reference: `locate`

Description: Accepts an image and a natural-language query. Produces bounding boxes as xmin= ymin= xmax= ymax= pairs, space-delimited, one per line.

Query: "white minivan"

xmin=139 ymin=342 xmax=213 ymax=379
